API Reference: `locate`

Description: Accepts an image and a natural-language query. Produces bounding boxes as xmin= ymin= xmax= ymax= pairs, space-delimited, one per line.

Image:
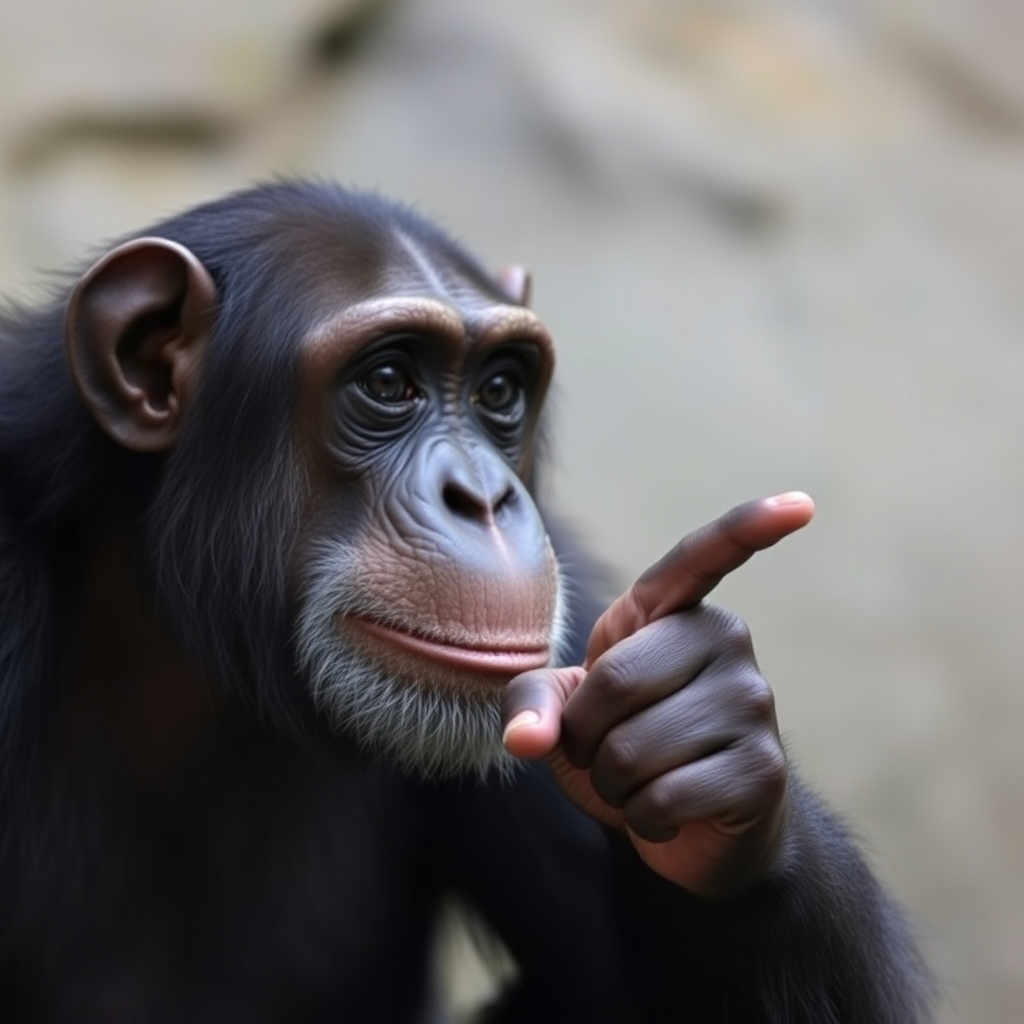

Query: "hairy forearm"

xmin=609 ymin=778 xmax=934 ymax=1024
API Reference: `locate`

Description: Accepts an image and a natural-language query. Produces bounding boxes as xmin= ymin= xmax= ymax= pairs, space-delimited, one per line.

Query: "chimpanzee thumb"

xmin=501 ymin=665 xmax=586 ymax=760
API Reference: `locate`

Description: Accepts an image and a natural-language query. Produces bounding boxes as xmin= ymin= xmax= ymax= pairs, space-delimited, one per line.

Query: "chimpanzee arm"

xmin=438 ymin=763 xmax=931 ymax=1024
xmin=608 ymin=776 xmax=933 ymax=1023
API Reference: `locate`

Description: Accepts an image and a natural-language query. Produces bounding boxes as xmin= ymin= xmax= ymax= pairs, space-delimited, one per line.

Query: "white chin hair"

xmin=294 ymin=541 xmax=569 ymax=781
xmin=296 ymin=608 xmax=517 ymax=782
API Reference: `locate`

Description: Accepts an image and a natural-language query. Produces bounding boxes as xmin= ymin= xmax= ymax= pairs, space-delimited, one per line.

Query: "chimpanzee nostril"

xmin=442 ymin=480 xmax=517 ymax=523
xmin=442 ymin=481 xmax=490 ymax=522
xmin=493 ymin=484 xmax=516 ymax=518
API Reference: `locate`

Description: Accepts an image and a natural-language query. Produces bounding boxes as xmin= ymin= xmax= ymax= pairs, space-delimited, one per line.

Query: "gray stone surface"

xmin=3 ymin=1 xmax=1024 ymax=1019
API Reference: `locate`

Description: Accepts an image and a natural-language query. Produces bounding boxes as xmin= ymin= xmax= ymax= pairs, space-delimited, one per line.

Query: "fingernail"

xmin=765 ymin=491 xmax=811 ymax=507
xmin=502 ymin=710 xmax=541 ymax=744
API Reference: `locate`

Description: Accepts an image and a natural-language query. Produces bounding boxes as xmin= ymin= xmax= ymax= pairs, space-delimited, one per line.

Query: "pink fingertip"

xmin=765 ymin=491 xmax=814 ymax=509
xmin=501 ymin=710 xmax=541 ymax=746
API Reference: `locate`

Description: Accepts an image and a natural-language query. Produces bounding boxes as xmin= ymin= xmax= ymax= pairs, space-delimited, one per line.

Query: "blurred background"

xmin=2 ymin=0 xmax=1022 ymax=1019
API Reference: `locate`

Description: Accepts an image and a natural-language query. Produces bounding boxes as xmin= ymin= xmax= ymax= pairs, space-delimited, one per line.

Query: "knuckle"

xmin=588 ymin=652 xmax=637 ymax=705
xmin=743 ymin=673 xmax=777 ymax=723
xmin=596 ymin=727 xmax=640 ymax=782
xmin=632 ymin=776 xmax=679 ymax=826
xmin=722 ymin=611 xmax=753 ymax=651
xmin=704 ymin=604 xmax=752 ymax=653
xmin=751 ymin=739 xmax=788 ymax=799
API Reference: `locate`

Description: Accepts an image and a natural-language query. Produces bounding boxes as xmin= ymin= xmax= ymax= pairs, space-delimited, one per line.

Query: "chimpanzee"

xmin=0 ymin=181 xmax=932 ymax=1023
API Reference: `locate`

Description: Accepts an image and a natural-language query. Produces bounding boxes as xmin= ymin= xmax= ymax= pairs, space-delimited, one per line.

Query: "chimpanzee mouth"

xmin=344 ymin=616 xmax=550 ymax=676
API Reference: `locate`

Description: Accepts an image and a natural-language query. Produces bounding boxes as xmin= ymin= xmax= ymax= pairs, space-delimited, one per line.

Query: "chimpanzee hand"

xmin=502 ymin=493 xmax=815 ymax=898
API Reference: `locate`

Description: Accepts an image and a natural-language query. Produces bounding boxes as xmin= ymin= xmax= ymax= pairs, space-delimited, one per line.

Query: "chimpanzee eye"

xmin=361 ymin=364 xmax=417 ymax=406
xmin=475 ymin=371 xmax=524 ymax=419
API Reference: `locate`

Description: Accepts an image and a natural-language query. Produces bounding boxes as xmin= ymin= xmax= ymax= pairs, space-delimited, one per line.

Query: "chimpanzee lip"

xmin=344 ymin=616 xmax=550 ymax=675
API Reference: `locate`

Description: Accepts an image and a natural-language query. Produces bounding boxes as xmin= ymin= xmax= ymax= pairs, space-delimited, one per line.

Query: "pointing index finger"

xmin=584 ymin=492 xmax=814 ymax=667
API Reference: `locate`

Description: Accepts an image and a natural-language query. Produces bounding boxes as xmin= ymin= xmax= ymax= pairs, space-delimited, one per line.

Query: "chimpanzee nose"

xmin=441 ymin=461 xmax=515 ymax=525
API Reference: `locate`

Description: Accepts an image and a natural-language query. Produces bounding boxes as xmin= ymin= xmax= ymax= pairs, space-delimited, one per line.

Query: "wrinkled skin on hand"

xmin=502 ymin=492 xmax=815 ymax=899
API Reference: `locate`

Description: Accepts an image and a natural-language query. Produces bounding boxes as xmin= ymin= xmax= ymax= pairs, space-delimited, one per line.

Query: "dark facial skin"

xmin=292 ymin=293 xmax=562 ymax=776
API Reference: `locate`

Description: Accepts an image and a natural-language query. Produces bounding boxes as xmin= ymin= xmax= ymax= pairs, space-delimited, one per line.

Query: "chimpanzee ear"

xmin=64 ymin=237 xmax=218 ymax=452
xmin=495 ymin=265 xmax=532 ymax=307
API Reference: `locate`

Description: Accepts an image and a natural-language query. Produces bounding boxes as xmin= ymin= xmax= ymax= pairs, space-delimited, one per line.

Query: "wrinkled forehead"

xmin=383 ymin=228 xmax=503 ymax=310
xmin=273 ymin=213 xmax=505 ymax=322
xmin=285 ymin=218 xmax=531 ymax=355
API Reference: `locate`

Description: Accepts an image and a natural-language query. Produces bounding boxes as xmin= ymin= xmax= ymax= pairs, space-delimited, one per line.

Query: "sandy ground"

xmin=3 ymin=1 xmax=1024 ymax=1019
